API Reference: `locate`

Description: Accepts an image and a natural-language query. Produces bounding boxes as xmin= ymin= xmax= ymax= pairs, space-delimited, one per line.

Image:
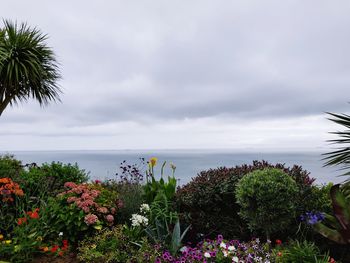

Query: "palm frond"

xmin=0 ymin=19 xmax=61 ymax=115
xmin=323 ymin=112 xmax=350 ymax=180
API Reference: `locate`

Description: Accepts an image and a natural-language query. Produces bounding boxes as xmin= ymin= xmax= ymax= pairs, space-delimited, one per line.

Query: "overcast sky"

xmin=0 ymin=1 xmax=349 ymax=151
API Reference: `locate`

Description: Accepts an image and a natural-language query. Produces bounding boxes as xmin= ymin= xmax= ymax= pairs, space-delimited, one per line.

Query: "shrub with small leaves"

xmin=235 ymin=168 xmax=299 ymax=238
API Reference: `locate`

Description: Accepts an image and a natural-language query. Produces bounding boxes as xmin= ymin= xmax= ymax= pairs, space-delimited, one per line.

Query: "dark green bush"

xmin=175 ymin=160 xmax=316 ymax=240
xmin=235 ymin=168 xmax=298 ymax=237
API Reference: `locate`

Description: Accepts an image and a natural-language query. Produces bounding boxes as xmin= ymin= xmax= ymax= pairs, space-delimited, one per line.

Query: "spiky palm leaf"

xmin=323 ymin=112 xmax=350 ymax=178
xmin=0 ymin=20 xmax=61 ymax=116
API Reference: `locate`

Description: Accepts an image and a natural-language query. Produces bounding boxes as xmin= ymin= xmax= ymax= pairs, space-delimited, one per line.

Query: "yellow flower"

xmin=149 ymin=157 xmax=158 ymax=167
xmin=5 ymin=240 xmax=11 ymax=244
xmin=0 ymin=234 xmax=3 ymax=240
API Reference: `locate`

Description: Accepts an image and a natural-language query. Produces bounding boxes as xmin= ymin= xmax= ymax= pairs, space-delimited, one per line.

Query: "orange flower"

xmin=0 ymin=178 xmax=10 ymax=184
xmin=41 ymin=246 xmax=49 ymax=252
xmin=277 ymin=252 xmax=283 ymax=257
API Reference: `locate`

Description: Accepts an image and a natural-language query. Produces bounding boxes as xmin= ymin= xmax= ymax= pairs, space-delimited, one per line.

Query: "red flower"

xmin=62 ymin=239 xmax=68 ymax=250
xmin=277 ymin=251 xmax=283 ymax=257
xmin=329 ymin=258 xmax=336 ymax=263
xmin=17 ymin=217 xmax=27 ymax=225
xmin=58 ymin=251 xmax=64 ymax=256
xmin=51 ymin=245 xmax=59 ymax=253
xmin=275 ymin=239 xmax=282 ymax=245
xmin=94 ymin=180 xmax=101 ymax=184
xmin=27 ymin=208 xmax=40 ymax=219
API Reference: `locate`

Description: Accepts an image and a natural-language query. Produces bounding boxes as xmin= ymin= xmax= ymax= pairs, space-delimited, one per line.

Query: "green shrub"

xmin=307 ymin=183 xmax=333 ymax=214
xmin=0 ymin=154 xmax=23 ymax=179
xmin=175 ymin=160 xmax=315 ymax=240
xmin=77 ymin=225 xmax=159 ymax=263
xmin=235 ymin=168 xmax=298 ymax=237
xmin=19 ymin=162 xmax=89 ymax=198
xmin=274 ymin=240 xmax=332 ymax=263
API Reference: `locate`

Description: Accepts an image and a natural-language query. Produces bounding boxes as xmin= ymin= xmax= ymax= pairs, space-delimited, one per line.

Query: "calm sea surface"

xmin=0 ymin=150 xmax=345 ymax=185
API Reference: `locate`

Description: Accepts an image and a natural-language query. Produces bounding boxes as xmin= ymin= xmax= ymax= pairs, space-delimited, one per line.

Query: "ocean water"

xmin=1 ymin=150 xmax=345 ymax=185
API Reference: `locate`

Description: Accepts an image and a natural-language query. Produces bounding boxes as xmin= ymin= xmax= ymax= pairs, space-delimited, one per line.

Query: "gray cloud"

xmin=1 ymin=0 xmax=350 ymax=150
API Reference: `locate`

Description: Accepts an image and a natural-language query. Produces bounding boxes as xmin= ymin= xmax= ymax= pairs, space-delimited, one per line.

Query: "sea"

xmin=0 ymin=150 xmax=346 ymax=185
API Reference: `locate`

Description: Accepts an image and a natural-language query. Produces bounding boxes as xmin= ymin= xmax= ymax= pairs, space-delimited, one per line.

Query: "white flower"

xmin=58 ymin=232 xmax=63 ymax=237
xmin=228 ymin=245 xmax=236 ymax=251
xmin=204 ymin=252 xmax=211 ymax=258
xmin=220 ymin=242 xmax=226 ymax=249
xmin=140 ymin=203 xmax=150 ymax=213
xmin=130 ymin=214 xmax=148 ymax=227
xmin=232 ymin=256 xmax=239 ymax=262
xmin=223 ymin=250 xmax=228 ymax=257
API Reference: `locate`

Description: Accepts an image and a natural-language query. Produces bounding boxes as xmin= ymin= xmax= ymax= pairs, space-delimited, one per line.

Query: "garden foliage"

xmin=235 ymin=168 xmax=299 ymax=237
xmin=175 ymin=160 xmax=317 ymax=239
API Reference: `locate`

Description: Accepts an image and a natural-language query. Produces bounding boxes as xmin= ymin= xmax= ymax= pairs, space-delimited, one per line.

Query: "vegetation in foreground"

xmin=0 ymin=153 xmax=348 ymax=263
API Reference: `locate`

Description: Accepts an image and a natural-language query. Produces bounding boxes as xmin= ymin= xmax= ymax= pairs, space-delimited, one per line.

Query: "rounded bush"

xmin=235 ymin=168 xmax=298 ymax=237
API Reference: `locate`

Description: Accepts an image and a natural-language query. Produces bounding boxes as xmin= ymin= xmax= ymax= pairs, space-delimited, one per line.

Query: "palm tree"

xmin=323 ymin=111 xmax=350 ymax=179
xmin=0 ymin=20 xmax=61 ymax=116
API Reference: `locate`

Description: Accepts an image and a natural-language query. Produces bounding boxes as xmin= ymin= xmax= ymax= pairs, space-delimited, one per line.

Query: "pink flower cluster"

xmin=59 ymin=182 xmax=117 ymax=226
xmin=84 ymin=213 xmax=98 ymax=225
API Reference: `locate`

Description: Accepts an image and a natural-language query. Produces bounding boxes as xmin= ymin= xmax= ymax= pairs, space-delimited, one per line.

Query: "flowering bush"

xmin=0 ymin=207 xmax=46 ymax=262
xmin=58 ymin=181 xmax=119 ymax=226
xmin=0 ymin=177 xmax=25 ymax=235
xmin=0 ymin=177 xmax=24 ymax=202
xmin=46 ymin=182 xmax=120 ymax=243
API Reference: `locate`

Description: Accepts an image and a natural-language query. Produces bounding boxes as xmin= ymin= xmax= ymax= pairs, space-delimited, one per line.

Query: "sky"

xmin=1 ymin=0 xmax=349 ymax=151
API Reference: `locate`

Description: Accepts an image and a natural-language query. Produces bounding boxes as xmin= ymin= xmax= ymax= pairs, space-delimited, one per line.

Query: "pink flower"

xmin=81 ymin=193 xmax=92 ymax=200
xmin=97 ymin=207 xmax=108 ymax=214
xmin=82 ymin=206 xmax=90 ymax=213
xmin=110 ymin=207 xmax=116 ymax=214
xmin=90 ymin=190 xmax=100 ymax=198
xmin=95 ymin=180 xmax=101 ymax=184
xmin=84 ymin=214 xmax=98 ymax=225
xmin=106 ymin=214 xmax=114 ymax=223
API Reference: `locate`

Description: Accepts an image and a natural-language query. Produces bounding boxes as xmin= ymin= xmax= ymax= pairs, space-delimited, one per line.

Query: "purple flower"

xmin=300 ymin=211 xmax=325 ymax=225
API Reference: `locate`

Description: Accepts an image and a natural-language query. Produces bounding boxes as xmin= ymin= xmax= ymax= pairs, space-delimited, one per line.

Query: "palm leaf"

xmin=0 ymin=19 xmax=61 ymax=115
